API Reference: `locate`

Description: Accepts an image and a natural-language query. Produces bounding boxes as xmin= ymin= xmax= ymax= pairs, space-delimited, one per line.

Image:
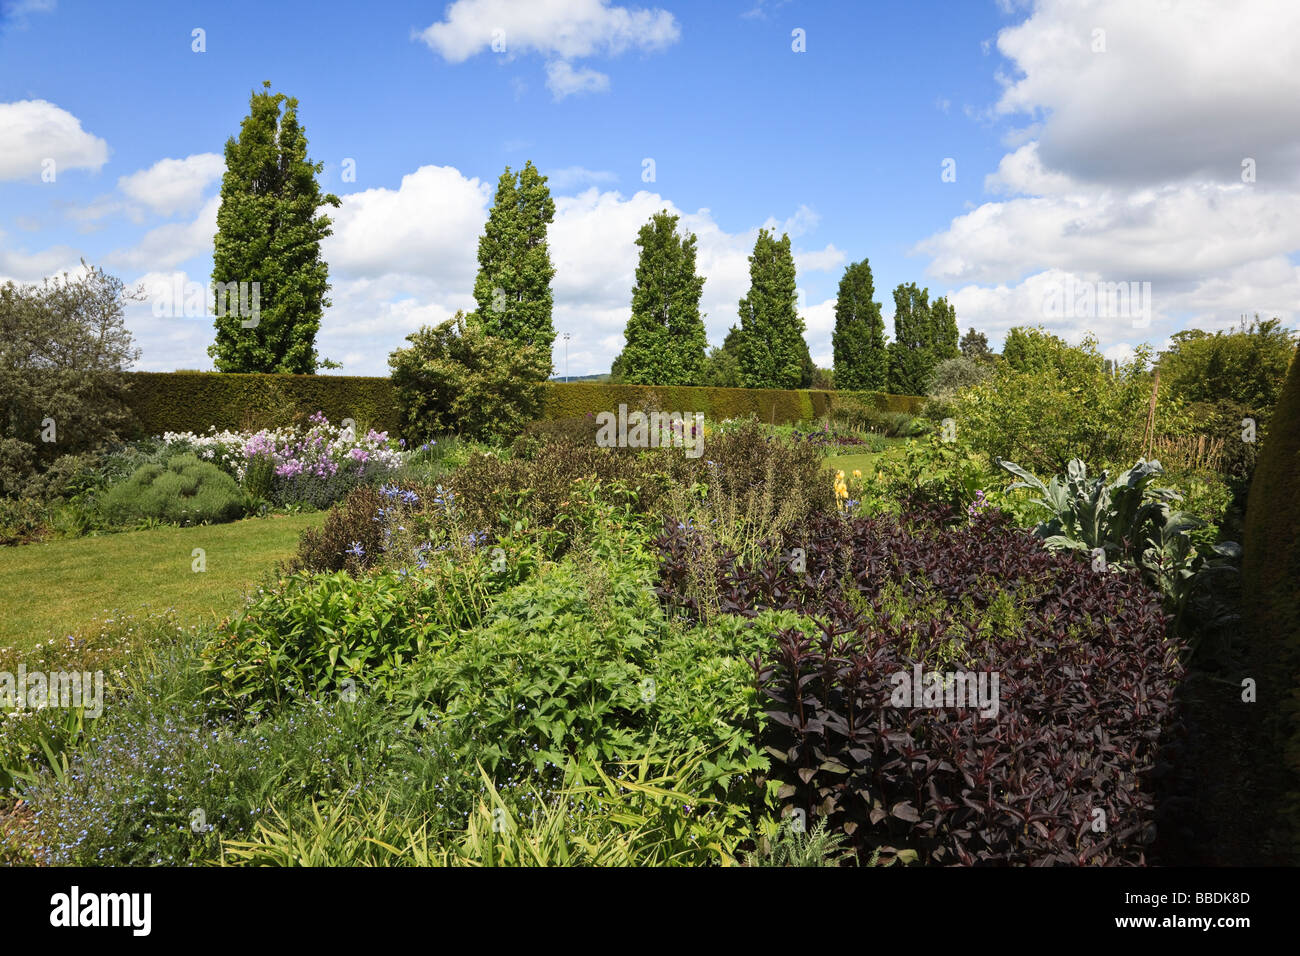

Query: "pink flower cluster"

xmin=240 ymin=413 xmax=402 ymax=482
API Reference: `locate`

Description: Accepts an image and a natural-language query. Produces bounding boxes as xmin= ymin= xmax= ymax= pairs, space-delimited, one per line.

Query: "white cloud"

xmin=544 ymin=60 xmax=610 ymax=99
xmin=117 ymin=153 xmax=225 ymax=217
xmin=0 ymin=228 xmax=83 ymax=284
xmin=994 ymin=0 xmax=1300 ymax=187
xmin=106 ymin=196 xmax=219 ymax=271
xmin=913 ymin=0 xmax=1300 ymax=350
xmin=0 ymin=100 xmax=108 ymax=181
xmin=419 ymin=0 xmax=679 ymax=63
xmin=544 ymin=166 xmax=618 ymax=191
xmin=325 ymin=165 xmax=491 ymax=282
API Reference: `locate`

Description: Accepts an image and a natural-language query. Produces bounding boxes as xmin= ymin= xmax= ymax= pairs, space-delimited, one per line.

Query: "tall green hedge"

xmin=541 ymin=382 xmax=922 ymax=424
xmin=1242 ymin=345 xmax=1300 ymax=857
xmin=124 ymin=372 xmax=924 ymax=438
xmin=125 ymin=372 xmax=401 ymax=436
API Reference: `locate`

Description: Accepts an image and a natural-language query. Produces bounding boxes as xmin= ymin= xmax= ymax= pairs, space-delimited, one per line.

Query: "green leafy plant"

xmin=389 ymin=312 xmax=550 ymax=444
xmin=996 ymin=456 xmax=1241 ymax=641
xmin=98 ymin=453 xmax=247 ymax=526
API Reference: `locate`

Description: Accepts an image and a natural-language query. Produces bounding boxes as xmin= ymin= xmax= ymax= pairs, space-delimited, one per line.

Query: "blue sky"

xmin=2 ymin=0 xmax=1298 ymax=376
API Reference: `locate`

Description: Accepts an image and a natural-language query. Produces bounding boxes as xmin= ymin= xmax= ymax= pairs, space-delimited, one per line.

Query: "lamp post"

xmin=562 ymin=332 xmax=570 ymax=382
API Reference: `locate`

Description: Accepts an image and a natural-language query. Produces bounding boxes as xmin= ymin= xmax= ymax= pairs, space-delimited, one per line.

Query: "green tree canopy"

xmin=887 ymin=282 xmax=939 ymax=395
xmin=701 ymin=324 xmax=744 ymax=387
xmin=616 ymin=211 xmax=708 ymax=385
xmin=737 ymin=229 xmax=806 ymax=389
xmin=1158 ymin=316 xmax=1297 ymax=411
xmin=208 ymin=82 xmax=340 ymax=373
xmin=831 ymin=259 xmax=888 ymax=390
xmin=1000 ymin=325 xmax=1104 ymax=377
xmin=1 ymin=264 xmax=139 ymax=496
xmin=472 ymin=161 xmax=557 ymax=374
xmin=959 ymin=328 xmax=994 ymax=363
xmin=389 ymin=312 xmax=549 ymax=443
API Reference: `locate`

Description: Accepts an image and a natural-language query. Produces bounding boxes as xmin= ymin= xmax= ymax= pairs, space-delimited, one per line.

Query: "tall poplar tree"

xmin=472 ymin=161 xmax=556 ymax=374
xmin=737 ymin=229 xmax=806 ymax=389
xmin=930 ymin=295 xmax=960 ymax=365
xmin=887 ymin=283 xmax=960 ymax=394
xmin=617 ymin=211 xmax=708 ymax=385
xmin=209 ymin=82 xmax=340 ymax=373
xmin=887 ymin=282 xmax=933 ymax=395
xmin=831 ymin=258 xmax=887 ymax=390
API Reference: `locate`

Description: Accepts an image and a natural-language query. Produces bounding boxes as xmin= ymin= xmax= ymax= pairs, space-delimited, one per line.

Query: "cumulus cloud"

xmin=994 ymin=0 xmax=1300 ymax=187
xmin=544 ymin=60 xmax=610 ymax=99
xmin=419 ymin=0 xmax=679 ymax=62
xmin=117 ymin=153 xmax=225 ymax=217
xmin=106 ymin=196 xmax=219 ymax=271
xmin=418 ymin=0 xmax=679 ymax=99
xmin=914 ymin=0 xmax=1300 ymax=350
xmin=0 ymin=228 xmax=83 ymax=284
xmin=0 ymin=100 xmax=109 ymax=180
xmin=325 ymin=165 xmax=491 ymax=283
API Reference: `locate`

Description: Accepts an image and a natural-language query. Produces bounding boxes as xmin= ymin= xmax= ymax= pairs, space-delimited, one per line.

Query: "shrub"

xmin=655 ymin=508 xmax=1183 ymax=865
xmin=0 ymin=265 xmax=139 ymax=497
xmin=665 ymin=419 xmax=833 ymax=525
xmin=0 ymin=497 xmax=51 ymax=545
xmin=951 ymin=338 xmax=1192 ymax=474
xmin=448 ymin=437 xmax=671 ymax=546
xmin=1159 ymin=317 xmax=1297 ymax=412
xmin=389 ymin=312 xmax=549 ymax=444
xmin=996 ymin=457 xmax=1241 ymax=640
xmin=290 ymin=484 xmax=391 ymax=574
xmin=98 ymin=453 xmax=247 ymax=526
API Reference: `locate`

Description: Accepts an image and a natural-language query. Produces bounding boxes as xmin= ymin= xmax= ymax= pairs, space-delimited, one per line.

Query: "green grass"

xmin=0 ymin=513 xmax=324 ymax=660
xmin=824 ymin=437 xmax=907 ymax=475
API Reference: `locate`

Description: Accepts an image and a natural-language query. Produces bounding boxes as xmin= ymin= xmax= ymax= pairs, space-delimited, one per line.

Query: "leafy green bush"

xmin=0 ymin=496 xmax=51 ymax=545
xmin=951 ymin=336 xmax=1191 ymax=474
xmin=201 ymin=557 xmax=508 ymax=715
xmin=124 ymin=371 xmax=400 ymax=436
xmin=1 ymin=265 xmax=139 ymax=497
xmin=1159 ymin=317 xmax=1297 ymax=411
xmin=98 ymin=453 xmax=247 ymax=526
xmin=997 ymin=456 xmax=1240 ymax=637
xmin=389 ymin=312 xmax=550 ymax=444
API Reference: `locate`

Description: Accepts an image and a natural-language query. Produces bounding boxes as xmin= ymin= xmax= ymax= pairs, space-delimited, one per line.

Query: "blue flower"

xmin=345 ymin=541 xmax=365 ymax=558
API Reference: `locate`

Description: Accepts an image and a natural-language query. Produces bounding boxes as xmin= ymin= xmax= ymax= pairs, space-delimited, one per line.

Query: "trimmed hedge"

xmin=124 ymin=372 xmax=924 ymax=438
xmin=1242 ymin=344 xmax=1300 ymax=856
xmin=125 ymin=372 xmax=401 ymax=437
xmin=541 ymin=383 xmax=923 ymax=424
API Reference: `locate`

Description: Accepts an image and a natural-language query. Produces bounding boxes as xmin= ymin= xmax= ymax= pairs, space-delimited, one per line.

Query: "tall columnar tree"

xmin=617 ymin=211 xmax=708 ymax=385
xmin=209 ymin=82 xmax=340 ymax=374
xmin=887 ymin=283 xmax=960 ymax=394
xmin=472 ymin=161 xmax=556 ymax=374
xmin=887 ymin=283 xmax=932 ymax=395
xmin=831 ymin=258 xmax=888 ymax=390
xmin=737 ymin=229 xmax=807 ymax=389
xmin=930 ymin=295 xmax=960 ymax=365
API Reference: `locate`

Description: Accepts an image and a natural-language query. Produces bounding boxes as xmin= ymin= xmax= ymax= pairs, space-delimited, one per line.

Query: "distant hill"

xmin=549 ymin=373 xmax=610 ymax=383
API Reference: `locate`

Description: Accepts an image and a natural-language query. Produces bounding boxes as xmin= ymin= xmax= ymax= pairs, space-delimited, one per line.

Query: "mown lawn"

xmin=823 ymin=436 xmax=907 ymax=476
xmin=0 ymin=512 xmax=324 ymax=659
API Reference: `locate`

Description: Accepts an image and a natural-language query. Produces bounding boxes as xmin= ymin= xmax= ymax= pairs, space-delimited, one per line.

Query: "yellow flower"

xmin=852 ymin=469 xmax=862 ymax=480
